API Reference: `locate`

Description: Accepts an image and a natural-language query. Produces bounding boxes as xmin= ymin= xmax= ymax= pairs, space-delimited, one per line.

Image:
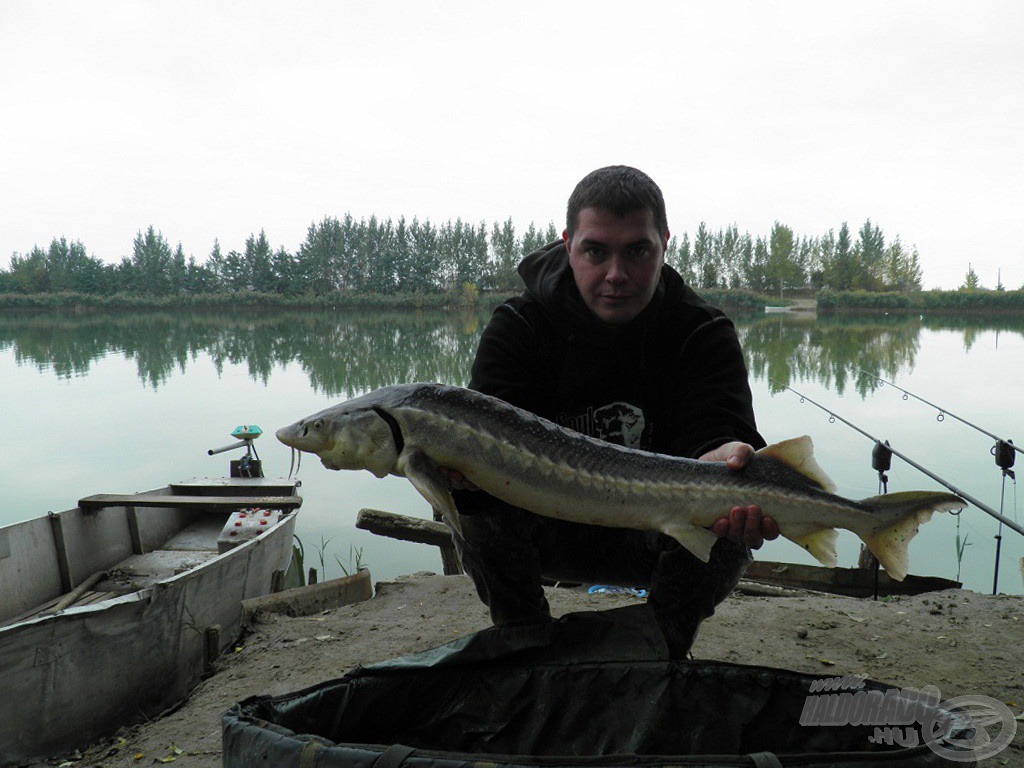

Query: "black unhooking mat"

xmin=222 ymin=604 xmax=976 ymax=767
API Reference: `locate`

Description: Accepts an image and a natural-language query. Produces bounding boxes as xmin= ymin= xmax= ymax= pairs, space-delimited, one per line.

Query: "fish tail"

xmin=854 ymin=491 xmax=965 ymax=581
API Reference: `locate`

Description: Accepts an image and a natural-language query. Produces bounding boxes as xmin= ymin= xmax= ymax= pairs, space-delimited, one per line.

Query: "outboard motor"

xmin=208 ymin=425 xmax=264 ymax=477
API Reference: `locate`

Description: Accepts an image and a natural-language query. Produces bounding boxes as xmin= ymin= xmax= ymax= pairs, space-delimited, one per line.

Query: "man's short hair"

xmin=565 ymin=166 xmax=668 ymax=239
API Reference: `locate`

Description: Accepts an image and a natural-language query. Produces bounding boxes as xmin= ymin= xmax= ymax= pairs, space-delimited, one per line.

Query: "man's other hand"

xmin=698 ymin=441 xmax=780 ymax=549
xmin=710 ymin=505 xmax=779 ymax=549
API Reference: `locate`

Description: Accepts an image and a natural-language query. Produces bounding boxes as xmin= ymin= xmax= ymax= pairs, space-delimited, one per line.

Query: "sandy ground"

xmin=47 ymin=572 xmax=1024 ymax=768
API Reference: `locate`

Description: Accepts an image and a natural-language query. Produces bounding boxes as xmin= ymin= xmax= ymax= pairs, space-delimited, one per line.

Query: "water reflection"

xmin=738 ymin=312 xmax=922 ymax=396
xmin=2 ymin=308 xmax=1023 ymax=395
xmin=0 ymin=310 xmax=488 ymax=394
xmin=737 ymin=310 xmax=1024 ymax=396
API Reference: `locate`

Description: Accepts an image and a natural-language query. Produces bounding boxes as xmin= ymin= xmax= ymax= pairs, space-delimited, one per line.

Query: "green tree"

xmin=6 ymin=248 xmax=50 ymax=292
xmin=438 ymin=218 xmax=488 ymax=289
xmin=961 ymin=264 xmax=981 ymax=290
xmin=734 ymin=233 xmax=759 ymax=290
xmin=883 ymin=238 xmax=922 ymax=292
xmin=692 ymin=222 xmax=718 ymax=288
xmin=245 ymin=230 xmax=276 ymax=293
xmin=297 ymin=217 xmax=346 ymax=294
xmin=812 ymin=230 xmax=835 ymax=290
xmin=796 ymin=236 xmax=817 ymax=289
xmin=520 ymin=222 xmax=548 ymax=255
xmin=222 ymin=249 xmax=248 ymax=291
xmin=271 ymin=247 xmax=297 ymax=294
xmin=854 ymin=219 xmax=886 ymax=290
xmin=127 ymin=226 xmax=173 ymax=294
xmin=490 ymin=218 xmax=521 ymax=292
xmin=714 ymin=224 xmax=743 ymax=288
xmin=767 ymin=221 xmax=802 ymax=297
xmin=389 ymin=217 xmax=412 ymax=293
xmin=6 ymin=238 xmax=111 ymax=294
xmin=904 ymin=247 xmax=924 ymax=292
xmin=169 ymin=243 xmax=188 ymax=294
xmin=753 ymin=236 xmax=772 ymax=292
xmin=407 ymin=217 xmax=440 ymax=293
xmin=206 ymin=239 xmax=226 ymax=285
xmin=51 ymin=238 xmax=110 ymax=293
xmin=825 ymin=222 xmax=855 ymax=291
xmin=185 ymin=254 xmax=218 ymax=293
xmin=666 ymin=232 xmax=694 ymax=283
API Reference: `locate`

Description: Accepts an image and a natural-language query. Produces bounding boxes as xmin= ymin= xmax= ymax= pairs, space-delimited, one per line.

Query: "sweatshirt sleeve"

xmin=467 ymin=300 xmax=553 ymax=416
xmin=666 ymin=316 xmax=765 ymax=458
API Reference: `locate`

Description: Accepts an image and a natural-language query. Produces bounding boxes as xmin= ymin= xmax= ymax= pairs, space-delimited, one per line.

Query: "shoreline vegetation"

xmin=3 ymin=216 xmax=1020 ymax=314
xmin=1 ymin=286 xmax=1022 ymax=313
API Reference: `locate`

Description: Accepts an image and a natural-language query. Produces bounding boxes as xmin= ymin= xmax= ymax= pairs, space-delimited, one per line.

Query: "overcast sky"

xmin=2 ymin=1 xmax=1022 ymax=290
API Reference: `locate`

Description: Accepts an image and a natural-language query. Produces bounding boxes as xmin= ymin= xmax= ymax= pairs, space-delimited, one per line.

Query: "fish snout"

xmin=276 ymin=417 xmax=327 ymax=450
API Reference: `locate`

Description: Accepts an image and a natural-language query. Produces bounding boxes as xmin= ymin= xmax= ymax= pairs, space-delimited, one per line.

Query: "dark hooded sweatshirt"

xmin=468 ymin=241 xmax=764 ymax=458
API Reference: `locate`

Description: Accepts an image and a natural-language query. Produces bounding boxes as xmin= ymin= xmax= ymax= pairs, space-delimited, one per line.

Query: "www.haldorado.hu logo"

xmin=800 ymin=675 xmax=1017 ymax=762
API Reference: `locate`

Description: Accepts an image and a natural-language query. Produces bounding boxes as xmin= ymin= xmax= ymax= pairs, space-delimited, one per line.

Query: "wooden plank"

xmin=242 ymin=569 xmax=373 ymax=621
xmin=47 ymin=570 xmax=109 ymax=614
xmin=356 ymin=508 xmax=462 ymax=576
xmin=432 ymin=509 xmax=462 ymax=576
xmin=356 ymin=508 xmax=452 ymax=546
xmin=743 ymin=560 xmax=960 ymax=598
xmin=78 ymin=494 xmax=302 ymax=512
xmin=170 ymin=478 xmax=300 ymax=495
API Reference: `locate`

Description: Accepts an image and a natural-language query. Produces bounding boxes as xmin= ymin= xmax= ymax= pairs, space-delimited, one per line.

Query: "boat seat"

xmin=78 ymin=493 xmax=302 ymax=512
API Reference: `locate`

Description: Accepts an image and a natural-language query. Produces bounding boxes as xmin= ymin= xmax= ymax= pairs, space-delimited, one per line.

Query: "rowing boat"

xmin=0 ymin=476 xmax=301 ymax=766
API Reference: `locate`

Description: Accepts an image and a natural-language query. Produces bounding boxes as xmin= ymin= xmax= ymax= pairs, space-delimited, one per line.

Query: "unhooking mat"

xmin=222 ymin=603 xmax=978 ymax=767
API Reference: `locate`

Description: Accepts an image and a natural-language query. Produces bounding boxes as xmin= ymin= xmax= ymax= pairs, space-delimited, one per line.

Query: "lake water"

xmin=2 ymin=307 xmax=1022 ymax=595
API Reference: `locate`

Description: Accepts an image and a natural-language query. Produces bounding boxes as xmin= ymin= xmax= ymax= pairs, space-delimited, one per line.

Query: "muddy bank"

xmin=52 ymin=572 xmax=1024 ymax=767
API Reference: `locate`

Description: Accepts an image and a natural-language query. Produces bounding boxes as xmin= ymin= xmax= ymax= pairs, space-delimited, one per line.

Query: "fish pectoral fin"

xmin=402 ymin=450 xmax=463 ymax=537
xmin=662 ymin=523 xmax=720 ymax=563
xmin=757 ymin=436 xmax=839 ymax=493
xmin=787 ymin=525 xmax=840 ymax=568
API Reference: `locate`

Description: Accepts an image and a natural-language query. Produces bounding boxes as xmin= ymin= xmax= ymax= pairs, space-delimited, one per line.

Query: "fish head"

xmin=276 ymin=404 xmax=399 ymax=478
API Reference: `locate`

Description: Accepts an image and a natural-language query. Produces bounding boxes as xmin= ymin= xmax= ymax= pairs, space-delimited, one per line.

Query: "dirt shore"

xmin=51 ymin=572 xmax=1024 ymax=767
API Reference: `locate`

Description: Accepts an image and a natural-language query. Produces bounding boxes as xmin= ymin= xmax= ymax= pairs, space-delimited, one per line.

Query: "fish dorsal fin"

xmin=756 ymin=436 xmax=838 ymax=494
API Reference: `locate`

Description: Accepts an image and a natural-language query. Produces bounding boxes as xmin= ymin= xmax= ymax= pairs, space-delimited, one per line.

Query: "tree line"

xmin=1 ymin=214 xmax=940 ymax=298
xmin=670 ymin=220 xmax=925 ymax=294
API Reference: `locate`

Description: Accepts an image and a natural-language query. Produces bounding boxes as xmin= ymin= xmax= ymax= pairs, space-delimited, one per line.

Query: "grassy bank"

xmin=0 ymin=287 xmax=777 ymax=313
xmin=818 ymin=288 xmax=1024 ymax=312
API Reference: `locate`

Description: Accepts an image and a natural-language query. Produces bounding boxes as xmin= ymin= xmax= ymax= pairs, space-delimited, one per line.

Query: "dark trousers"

xmin=451 ymin=495 xmax=749 ymax=658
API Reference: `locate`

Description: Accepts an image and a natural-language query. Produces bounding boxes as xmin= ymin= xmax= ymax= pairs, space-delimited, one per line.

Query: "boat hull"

xmin=0 ymin=478 xmax=299 ymax=766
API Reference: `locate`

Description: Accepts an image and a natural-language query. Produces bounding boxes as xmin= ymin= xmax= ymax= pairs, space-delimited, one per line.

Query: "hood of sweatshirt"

xmin=516 ymin=239 xmax=694 ymax=339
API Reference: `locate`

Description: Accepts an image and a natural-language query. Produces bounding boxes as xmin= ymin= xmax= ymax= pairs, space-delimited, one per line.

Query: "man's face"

xmin=564 ymin=207 xmax=669 ymax=325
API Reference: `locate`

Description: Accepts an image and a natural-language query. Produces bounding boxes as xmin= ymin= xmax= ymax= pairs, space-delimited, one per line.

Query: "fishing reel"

xmin=208 ymin=425 xmax=264 ymax=478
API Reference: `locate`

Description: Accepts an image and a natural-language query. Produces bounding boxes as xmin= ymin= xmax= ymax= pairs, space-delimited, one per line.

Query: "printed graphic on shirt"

xmin=557 ymin=401 xmax=647 ymax=449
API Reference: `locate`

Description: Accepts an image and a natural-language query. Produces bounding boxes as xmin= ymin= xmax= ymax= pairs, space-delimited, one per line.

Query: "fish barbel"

xmin=276 ymin=383 xmax=965 ymax=580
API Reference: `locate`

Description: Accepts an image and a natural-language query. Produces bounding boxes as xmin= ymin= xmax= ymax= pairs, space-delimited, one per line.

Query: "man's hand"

xmin=710 ymin=505 xmax=779 ymax=549
xmin=698 ymin=441 xmax=780 ymax=549
xmin=698 ymin=440 xmax=756 ymax=470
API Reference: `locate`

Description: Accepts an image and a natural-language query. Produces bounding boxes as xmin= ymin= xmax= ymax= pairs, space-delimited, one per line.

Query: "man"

xmin=450 ymin=166 xmax=778 ymax=657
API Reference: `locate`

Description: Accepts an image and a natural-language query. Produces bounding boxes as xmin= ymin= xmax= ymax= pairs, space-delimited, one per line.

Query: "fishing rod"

xmin=783 ymin=385 xmax=1024 ymax=539
xmin=854 ymin=368 xmax=1023 ymax=458
xmin=852 ymin=369 xmax=1019 ymax=591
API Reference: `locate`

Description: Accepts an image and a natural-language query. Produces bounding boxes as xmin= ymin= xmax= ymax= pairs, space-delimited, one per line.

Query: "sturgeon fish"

xmin=276 ymin=382 xmax=965 ymax=580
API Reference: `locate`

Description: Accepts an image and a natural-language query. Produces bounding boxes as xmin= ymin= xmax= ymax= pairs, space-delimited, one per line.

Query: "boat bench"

xmin=78 ymin=493 xmax=303 ymax=512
